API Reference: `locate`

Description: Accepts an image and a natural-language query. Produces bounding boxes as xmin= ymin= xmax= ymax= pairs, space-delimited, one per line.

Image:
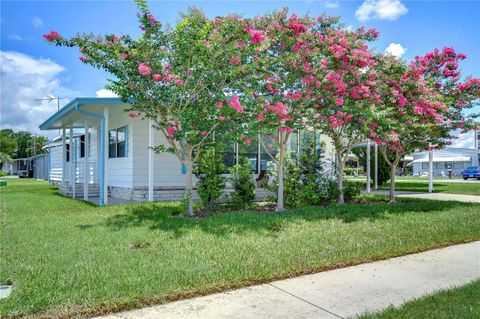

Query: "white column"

xmin=366 ymin=140 xmax=371 ymax=193
xmin=62 ymin=127 xmax=66 ymax=185
xmin=428 ymin=149 xmax=434 ymax=193
xmin=374 ymin=143 xmax=378 ymax=190
xmin=70 ymin=124 xmax=75 ymax=199
xmin=84 ymin=120 xmax=89 ymax=201
xmin=148 ymin=119 xmax=154 ymax=202
xmin=103 ymin=107 xmax=109 ymax=205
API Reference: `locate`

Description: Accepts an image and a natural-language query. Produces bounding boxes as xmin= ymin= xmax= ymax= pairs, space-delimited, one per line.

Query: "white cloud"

xmin=385 ymin=43 xmax=406 ymax=57
xmin=0 ymin=51 xmax=79 ymax=136
xmin=8 ymin=34 xmax=22 ymax=41
xmin=95 ymin=89 xmax=118 ymax=97
xmin=450 ymin=130 xmax=475 ymax=149
xmin=32 ymin=16 xmax=43 ymax=28
xmin=355 ymin=0 xmax=408 ymax=21
xmin=323 ymin=0 xmax=340 ymax=9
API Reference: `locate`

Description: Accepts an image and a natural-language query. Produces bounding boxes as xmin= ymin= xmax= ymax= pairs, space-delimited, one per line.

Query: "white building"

xmin=40 ymin=97 xmax=336 ymax=205
xmin=409 ymin=148 xmax=480 ymax=177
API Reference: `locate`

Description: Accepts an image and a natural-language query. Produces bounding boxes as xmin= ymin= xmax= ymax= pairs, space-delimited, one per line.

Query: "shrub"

xmin=343 ymin=180 xmax=362 ymax=203
xmin=229 ymin=156 xmax=256 ymax=209
xmin=266 ymin=139 xmax=340 ymax=208
xmin=193 ymin=143 xmax=226 ymax=210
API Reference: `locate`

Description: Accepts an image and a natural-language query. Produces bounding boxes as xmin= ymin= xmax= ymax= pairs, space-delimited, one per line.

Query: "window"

xmin=260 ymin=135 xmax=278 ymax=172
xmin=109 ymin=126 xmax=128 ymax=158
xmin=222 ymin=140 xmax=236 ymax=170
xmin=80 ymin=135 xmax=85 ymax=158
xmin=239 ymin=137 xmax=258 ymax=173
xmin=66 ymin=143 xmax=70 ymax=162
xmin=422 ymin=162 xmax=428 ymax=170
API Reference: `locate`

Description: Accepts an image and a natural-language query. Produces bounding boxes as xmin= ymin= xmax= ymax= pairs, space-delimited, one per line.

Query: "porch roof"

xmin=39 ymin=97 xmax=128 ymax=130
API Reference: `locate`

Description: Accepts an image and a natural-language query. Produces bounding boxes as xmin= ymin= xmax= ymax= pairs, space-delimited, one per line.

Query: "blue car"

xmin=462 ymin=166 xmax=480 ymax=180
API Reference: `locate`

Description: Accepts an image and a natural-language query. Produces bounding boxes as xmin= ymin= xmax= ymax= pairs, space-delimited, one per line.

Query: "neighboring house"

xmin=1 ymin=156 xmax=48 ymax=179
xmin=39 ymin=97 xmax=336 ymax=205
xmin=409 ymin=148 xmax=480 ymax=177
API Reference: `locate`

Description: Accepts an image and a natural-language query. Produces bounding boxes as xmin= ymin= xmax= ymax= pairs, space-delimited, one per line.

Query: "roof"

xmin=39 ymin=97 xmax=127 ymax=130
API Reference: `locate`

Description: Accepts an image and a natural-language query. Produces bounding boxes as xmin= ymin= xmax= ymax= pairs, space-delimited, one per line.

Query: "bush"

xmin=0 ymin=171 xmax=6 ymax=177
xmin=343 ymin=180 xmax=362 ymax=203
xmin=229 ymin=156 xmax=256 ymax=209
xmin=265 ymin=135 xmax=340 ymax=209
xmin=193 ymin=143 xmax=226 ymax=210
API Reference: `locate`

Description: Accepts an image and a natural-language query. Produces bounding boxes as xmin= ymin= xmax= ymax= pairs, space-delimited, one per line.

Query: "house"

xmin=39 ymin=97 xmax=336 ymax=205
xmin=408 ymin=147 xmax=480 ymax=177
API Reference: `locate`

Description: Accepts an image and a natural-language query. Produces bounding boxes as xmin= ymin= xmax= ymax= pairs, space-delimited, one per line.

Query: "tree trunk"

xmin=336 ymin=149 xmax=345 ymax=204
xmin=185 ymin=158 xmax=194 ymax=216
xmin=276 ymin=136 xmax=285 ymax=212
xmin=389 ymin=163 xmax=397 ymax=203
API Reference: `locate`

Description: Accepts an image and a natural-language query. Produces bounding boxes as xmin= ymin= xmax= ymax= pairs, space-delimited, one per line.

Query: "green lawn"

xmin=379 ymin=181 xmax=480 ymax=195
xmin=359 ymin=279 xmax=480 ymax=319
xmin=1 ymin=179 xmax=480 ymax=318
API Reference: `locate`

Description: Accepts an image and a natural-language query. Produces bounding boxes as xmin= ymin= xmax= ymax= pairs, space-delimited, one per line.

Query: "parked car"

xmin=461 ymin=166 xmax=480 ymax=180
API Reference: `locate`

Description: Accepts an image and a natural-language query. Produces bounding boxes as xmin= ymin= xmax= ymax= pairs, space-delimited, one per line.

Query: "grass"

xmin=379 ymin=181 xmax=480 ymax=195
xmin=358 ymin=279 xmax=480 ymax=319
xmin=1 ymin=179 xmax=480 ymax=318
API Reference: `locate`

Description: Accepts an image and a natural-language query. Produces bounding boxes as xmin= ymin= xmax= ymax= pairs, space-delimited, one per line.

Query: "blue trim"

xmin=125 ymin=124 xmax=129 ymax=157
xmin=39 ymin=97 xmax=124 ymax=130
xmin=75 ymin=105 xmax=106 ymax=206
xmin=47 ymin=150 xmax=51 ymax=182
xmin=181 ymin=161 xmax=186 ymax=174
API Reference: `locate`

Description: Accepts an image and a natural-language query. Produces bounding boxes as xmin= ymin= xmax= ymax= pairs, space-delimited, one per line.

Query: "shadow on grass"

xmin=76 ymin=197 xmax=477 ymax=238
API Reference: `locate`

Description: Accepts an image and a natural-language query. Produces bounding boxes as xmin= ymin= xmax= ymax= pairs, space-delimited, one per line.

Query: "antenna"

xmin=35 ymin=95 xmax=66 ymax=110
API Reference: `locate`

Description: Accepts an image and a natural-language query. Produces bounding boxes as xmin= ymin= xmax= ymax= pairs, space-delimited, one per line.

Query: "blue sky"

xmin=1 ymin=0 xmax=479 ymax=145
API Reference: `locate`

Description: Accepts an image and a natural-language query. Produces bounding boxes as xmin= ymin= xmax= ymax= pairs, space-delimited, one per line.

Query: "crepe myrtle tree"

xmin=373 ymin=49 xmax=479 ymax=203
xmin=239 ymin=10 xmax=320 ymax=211
xmin=303 ymin=25 xmax=380 ymax=204
xmin=43 ymin=1 xmax=249 ymax=216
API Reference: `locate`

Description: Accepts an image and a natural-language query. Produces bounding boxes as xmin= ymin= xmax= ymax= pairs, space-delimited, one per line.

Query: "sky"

xmin=1 ymin=0 xmax=479 ymax=146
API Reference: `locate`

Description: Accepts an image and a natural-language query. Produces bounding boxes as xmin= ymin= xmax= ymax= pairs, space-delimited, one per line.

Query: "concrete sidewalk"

xmin=96 ymin=241 xmax=480 ymax=319
xmin=373 ymin=190 xmax=480 ymax=203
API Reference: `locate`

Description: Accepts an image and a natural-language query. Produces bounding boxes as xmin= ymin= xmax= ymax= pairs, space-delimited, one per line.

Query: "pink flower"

xmin=79 ymin=56 xmax=89 ymax=62
xmin=249 ymin=29 xmax=266 ymax=44
xmin=167 ymin=125 xmax=176 ymax=139
xmin=257 ymin=113 xmax=264 ymax=120
xmin=121 ymin=53 xmax=130 ymax=60
xmin=138 ymin=63 xmax=152 ymax=76
xmin=152 ymin=74 xmax=162 ymax=82
xmin=243 ymin=137 xmax=252 ymax=144
xmin=230 ymin=56 xmax=240 ymax=65
xmin=227 ymin=96 xmax=244 ymax=113
xmin=279 ymin=127 xmax=292 ymax=133
xmin=335 ymin=97 xmax=344 ymax=106
xmin=139 ymin=25 xmax=145 ymax=31
xmin=175 ymin=79 xmax=184 ymax=86
xmin=43 ymin=30 xmax=61 ymax=42
xmin=203 ymin=40 xmax=211 ymax=48
xmin=217 ymin=101 xmax=223 ymax=109
xmin=218 ymin=116 xmax=225 ymax=121
xmin=200 ymin=131 xmax=207 ymax=136
xmin=128 ymin=112 xmax=140 ymax=118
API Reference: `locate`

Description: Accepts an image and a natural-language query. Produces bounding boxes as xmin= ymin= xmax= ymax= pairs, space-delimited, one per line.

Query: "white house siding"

xmin=48 ymin=143 xmax=64 ymax=182
xmin=131 ymin=117 xmax=192 ymax=188
xmin=106 ymin=112 xmax=134 ymax=189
